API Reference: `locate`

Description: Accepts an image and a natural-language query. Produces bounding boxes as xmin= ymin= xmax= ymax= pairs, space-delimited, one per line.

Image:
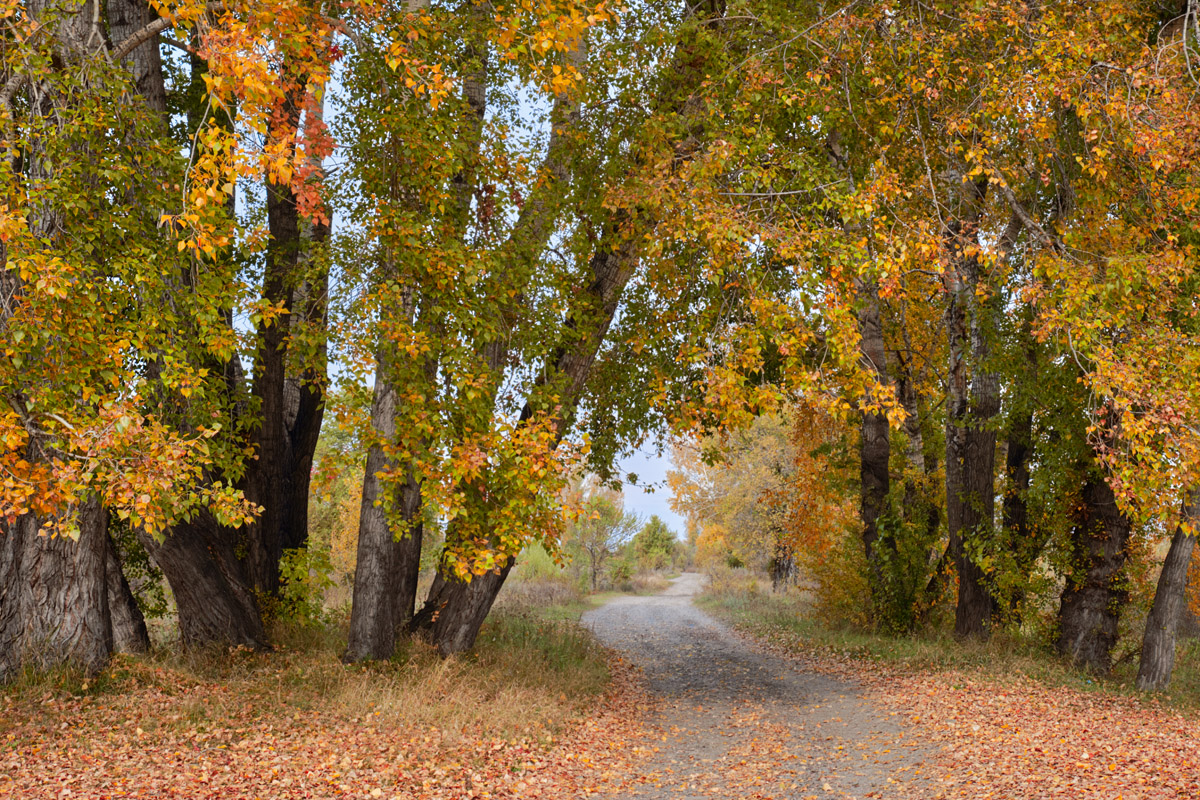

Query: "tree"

xmin=566 ymin=488 xmax=638 ymax=591
xmin=633 ymin=516 xmax=677 ymax=571
xmin=1137 ymin=491 xmax=1200 ymax=690
xmin=0 ymin=0 xmax=263 ymax=677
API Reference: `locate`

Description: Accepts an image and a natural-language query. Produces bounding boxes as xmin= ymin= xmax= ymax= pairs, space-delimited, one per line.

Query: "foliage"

xmin=631 ymin=515 xmax=677 ymax=571
xmin=562 ymin=481 xmax=639 ymax=590
xmin=668 ymin=414 xmax=797 ymax=570
xmin=271 ymin=547 xmax=336 ymax=628
xmin=330 ymin=0 xmax=619 ymax=587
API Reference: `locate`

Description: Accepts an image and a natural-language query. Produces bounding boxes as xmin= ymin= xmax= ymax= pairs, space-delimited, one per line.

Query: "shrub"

xmin=273 ymin=547 xmax=336 ymax=627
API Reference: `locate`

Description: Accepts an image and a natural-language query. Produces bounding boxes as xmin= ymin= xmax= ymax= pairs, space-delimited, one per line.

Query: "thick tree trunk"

xmin=411 ymin=562 xmax=514 ymax=657
xmin=107 ymin=0 xmax=167 ymax=115
xmin=244 ymin=167 xmax=301 ymax=597
xmin=344 ymin=353 xmax=424 ymax=662
xmin=241 ymin=68 xmax=329 ymax=599
xmin=139 ymin=512 xmax=267 ymax=649
xmin=0 ymin=501 xmax=112 ymax=681
xmin=1136 ymin=490 xmax=1199 ymax=691
xmin=945 ymin=345 xmax=999 ymax=636
xmin=343 ymin=442 xmax=402 ymax=661
xmin=0 ymin=515 xmax=23 ymax=680
xmin=1056 ymin=472 xmax=1132 ymax=673
xmin=105 ymin=532 xmax=150 ymax=654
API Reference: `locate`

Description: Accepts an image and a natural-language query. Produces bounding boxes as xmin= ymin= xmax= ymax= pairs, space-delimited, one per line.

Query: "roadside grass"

xmin=2 ymin=586 xmax=610 ymax=747
xmin=630 ymin=572 xmax=671 ymax=594
xmin=697 ymin=568 xmax=1200 ymax=712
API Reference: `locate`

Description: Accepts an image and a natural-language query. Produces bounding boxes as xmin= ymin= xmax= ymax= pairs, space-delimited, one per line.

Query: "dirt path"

xmin=582 ymin=574 xmax=929 ymax=799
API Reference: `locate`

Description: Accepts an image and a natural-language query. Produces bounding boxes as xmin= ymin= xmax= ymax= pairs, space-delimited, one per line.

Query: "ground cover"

xmin=700 ymin=575 xmax=1200 ymax=799
xmin=0 ymin=601 xmax=644 ymax=800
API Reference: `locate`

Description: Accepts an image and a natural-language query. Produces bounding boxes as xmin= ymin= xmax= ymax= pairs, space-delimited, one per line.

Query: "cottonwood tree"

xmin=336 ymin=0 xmax=734 ymax=658
xmin=2 ymin=0 xmax=344 ymax=676
xmin=0 ymin=0 xmax=258 ymax=677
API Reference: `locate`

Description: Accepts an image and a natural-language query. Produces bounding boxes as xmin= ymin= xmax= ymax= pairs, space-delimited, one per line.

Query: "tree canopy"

xmin=1 ymin=0 xmax=1199 ymax=692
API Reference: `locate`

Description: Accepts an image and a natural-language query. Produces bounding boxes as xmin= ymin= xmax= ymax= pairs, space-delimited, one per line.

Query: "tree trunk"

xmin=411 ymin=562 xmax=514 ymax=656
xmin=1136 ymin=490 xmax=1199 ymax=691
xmin=244 ymin=140 xmax=302 ymax=598
xmin=107 ymin=0 xmax=167 ymax=115
xmin=241 ymin=66 xmax=329 ymax=599
xmin=0 ymin=500 xmax=112 ymax=681
xmin=770 ymin=539 xmax=794 ymax=593
xmin=343 ymin=354 xmax=424 ymax=662
xmin=944 ymin=176 xmax=999 ymax=639
xmin=856 ymin=278 xmax=892 ymax=599
xmin=138 ymin=512 xmax=267 ymax=649
xmin=105 ymin=531 xmax=150 ymax=654
xmin=1056 ymin=472 xmax=1132 ymax=673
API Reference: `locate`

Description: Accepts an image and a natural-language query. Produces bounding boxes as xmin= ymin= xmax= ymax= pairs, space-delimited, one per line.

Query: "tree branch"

xmin=112 ymin=1 xmax=224 ymax=63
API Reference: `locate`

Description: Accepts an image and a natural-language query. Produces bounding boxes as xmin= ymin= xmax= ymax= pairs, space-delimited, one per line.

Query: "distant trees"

xmin=632 ymin=516 xmax=677 ymax=571
xmin=566 ymin=489 xmax=639 ymax=591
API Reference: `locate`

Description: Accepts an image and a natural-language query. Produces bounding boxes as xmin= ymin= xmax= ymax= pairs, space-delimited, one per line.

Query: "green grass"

xmin=698 ymin=574 xmax=1200 ymax=712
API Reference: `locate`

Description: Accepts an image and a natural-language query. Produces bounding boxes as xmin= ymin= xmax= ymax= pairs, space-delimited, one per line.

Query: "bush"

xmin=797 ymin=527 xmax=873 ymax=630
xmin=272 ymin=547 xmax=336 ymax=627
xmin=607 ymin=557 xmax=634 ymax=590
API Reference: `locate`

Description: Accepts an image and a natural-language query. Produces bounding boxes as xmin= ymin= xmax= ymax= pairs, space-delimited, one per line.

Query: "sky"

xmin=617 ymin=439 xmax=686 ymax=537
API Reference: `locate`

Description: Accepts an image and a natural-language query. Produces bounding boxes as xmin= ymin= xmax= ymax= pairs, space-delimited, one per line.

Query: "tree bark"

xmin=0 ymin=501 xmax=112 ymax=682
xmin=411 ymin=562 xmax=514 ymax=657
xmin=1136 ymin=489 xmax=1199 ymax=691
xmin=1056 ymin=471 xmax=1132 ymax=674
xmin=107 ymin=0 xmax=167 ymax=115
xmin=138 ymin=511 xmax=267 ymax=649
xmin=243 ymin=65 xmax=305 ymax=597
xmin=0 ymin=1 xmax=115 ymax=681
xmin=105 ymin=531 xmax=150 ymax=654
xmin=944 ymin=176 xmax=999 ymax=639
xmin=343 ymin=353 xmax=425 ymax=662
xmin=856 ymin=277 xmax=892 ymax=598
xmin=229 ymin=57 xmax=330 ymax=601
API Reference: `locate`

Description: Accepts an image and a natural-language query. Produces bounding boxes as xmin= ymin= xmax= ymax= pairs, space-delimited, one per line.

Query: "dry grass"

xmin=0 ymin=593 xmax=635 ymax=800
xmin=494 ymin=573 xmax=583 ymax=613
xmin=3 ymin=593 xmax=610 ymax=747
xmin=630 ymin=572 xmax=671 ymax=594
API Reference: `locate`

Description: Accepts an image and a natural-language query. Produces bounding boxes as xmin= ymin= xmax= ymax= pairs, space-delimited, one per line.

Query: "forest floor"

xmin=0 ymin=601 xmax=641 ymax=800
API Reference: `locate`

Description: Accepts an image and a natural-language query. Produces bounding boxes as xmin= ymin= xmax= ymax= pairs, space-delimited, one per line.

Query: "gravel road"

xmin=582 ymin=573 xmax=929 ymax=799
